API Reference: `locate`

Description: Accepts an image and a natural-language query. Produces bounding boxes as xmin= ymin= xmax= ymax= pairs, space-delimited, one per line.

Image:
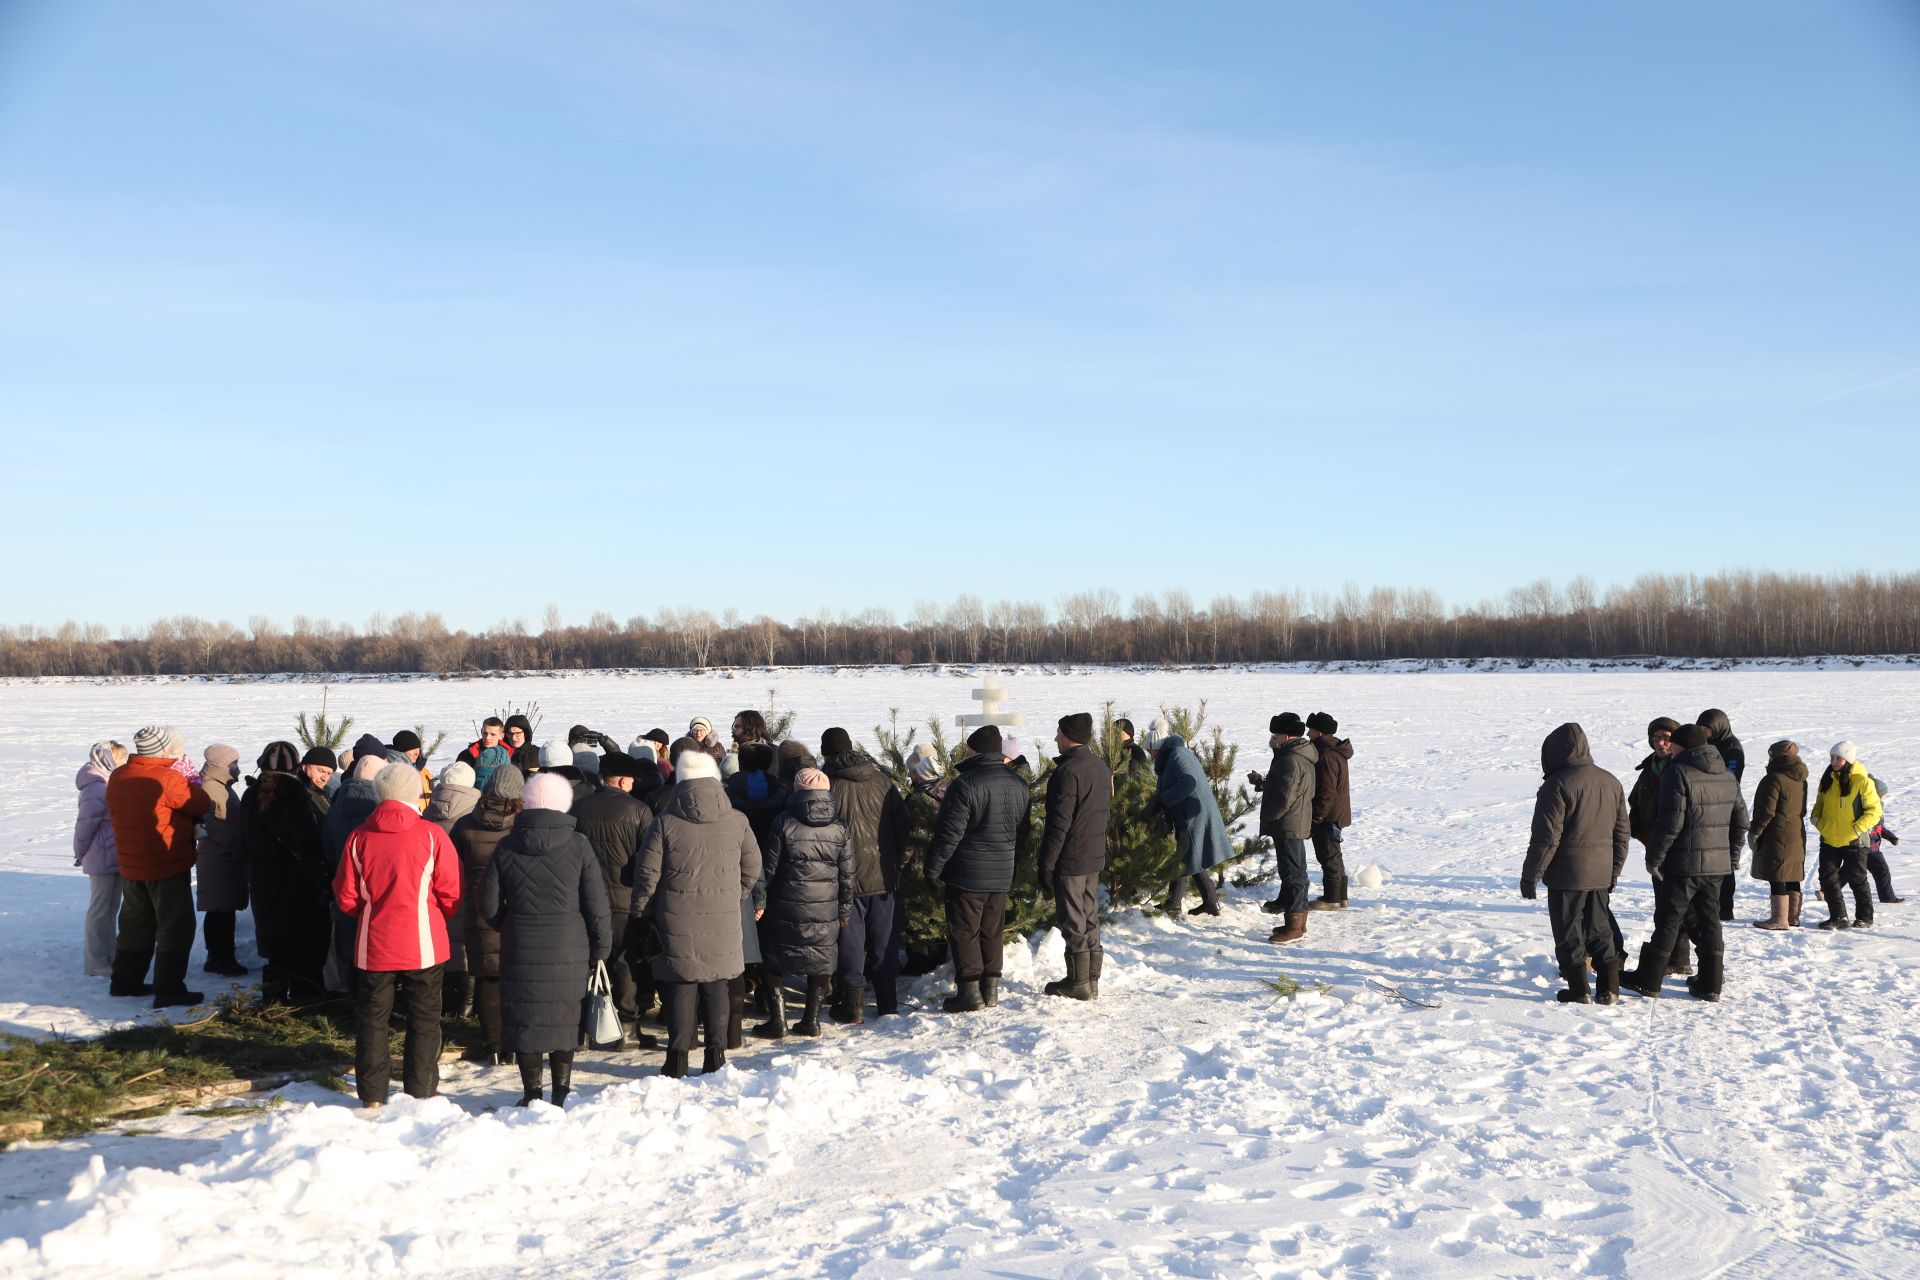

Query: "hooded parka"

xmin=760 ymin=790 xmax=855 ymax=976
xmin=1748 ymin=755 xmax=1810 ymax=882
xmin=1521 ymin=724 xmax=1631 ymax=892
xmin=480 ymin=808 xmax=611 ymax=1054
xmin=629 ymin=777 xmax=762 ymax=984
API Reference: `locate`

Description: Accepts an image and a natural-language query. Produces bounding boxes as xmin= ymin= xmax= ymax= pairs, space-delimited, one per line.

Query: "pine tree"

xmin=295 ymin=685 xmax=352 ymax=752
xmin=1093 ymin=702 xmax=1182 ymax=911
xmin=411 ymin=724 xmax=448 ymax=763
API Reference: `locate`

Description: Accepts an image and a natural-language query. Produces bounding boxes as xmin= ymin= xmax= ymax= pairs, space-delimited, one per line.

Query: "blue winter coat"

xmin=1152 ymin=735 xmax=1235 ymax=875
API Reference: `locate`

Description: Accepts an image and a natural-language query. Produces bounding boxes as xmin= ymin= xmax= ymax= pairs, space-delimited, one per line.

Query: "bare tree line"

xmin=3 ymin=570 xmax=1917 ymax=677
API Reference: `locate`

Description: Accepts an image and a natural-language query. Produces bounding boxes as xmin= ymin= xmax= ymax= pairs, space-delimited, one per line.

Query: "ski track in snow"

xmin=1 ymin=667 xmax=1918 ymax=1277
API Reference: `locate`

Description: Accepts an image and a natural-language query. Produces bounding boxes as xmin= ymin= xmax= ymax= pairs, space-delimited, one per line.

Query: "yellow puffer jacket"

xmin=1810 ymin=763 xmax=1882 ymax=847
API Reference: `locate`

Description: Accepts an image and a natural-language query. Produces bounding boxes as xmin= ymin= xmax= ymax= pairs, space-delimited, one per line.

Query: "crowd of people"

xmin=1520 ymin=708 xmax=1900 ymax=1005
xmin=70 ymin=699 xmax=1895 ymax=1107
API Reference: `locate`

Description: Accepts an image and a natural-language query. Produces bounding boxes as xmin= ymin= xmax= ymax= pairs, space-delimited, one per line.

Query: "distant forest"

xmin=3 ymin=571 xmax=1917 ymax=677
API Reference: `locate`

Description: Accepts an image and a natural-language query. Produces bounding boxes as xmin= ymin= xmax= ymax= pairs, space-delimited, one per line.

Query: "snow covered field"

xmin=1 ymin=666 xmax=1917 ymax=1278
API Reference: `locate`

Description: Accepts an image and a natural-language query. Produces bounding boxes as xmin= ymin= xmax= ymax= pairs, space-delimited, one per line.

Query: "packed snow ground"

xmin=1 ymin=667 xmax=1917 ymax=1278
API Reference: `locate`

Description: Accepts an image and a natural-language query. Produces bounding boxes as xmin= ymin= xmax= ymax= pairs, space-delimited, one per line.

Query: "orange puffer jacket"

xmin=105 ymin=756 xmax=213 ymax=881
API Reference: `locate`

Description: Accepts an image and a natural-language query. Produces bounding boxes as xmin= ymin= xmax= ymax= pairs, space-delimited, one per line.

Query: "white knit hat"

xmin=539 ymin=741 xmax=572 ymax=768
xmin=1143 ymin=717 xmax=1172 ymax=751
xmin=133 ymin=725 xmax=185 ymax=758
xmin=1831 ymin=740 xmax=1859 ymax=764
xmin=675 ymin=749 xmax=720 ymax=781
xmin=524 ymin=771 xmax=575 ymax=813
xmin=440 ymin=760 xmax=476 ymax=789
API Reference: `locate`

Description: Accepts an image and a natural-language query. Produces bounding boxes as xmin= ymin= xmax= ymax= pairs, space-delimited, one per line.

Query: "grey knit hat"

xmin=375 ymin=762 xmax=421 ymax=805
xmin=133 ymin=725 xmax=185 ymax=758
xmin=484 ymin=763 xmax=525 ymax=800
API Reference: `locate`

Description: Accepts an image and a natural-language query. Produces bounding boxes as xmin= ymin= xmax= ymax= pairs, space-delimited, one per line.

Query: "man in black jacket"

xmin=820 ymin=727 xmax=910 ymax=1022
xmin=924 ymin=725 xmax=1031 ymax=1013
xmin=570 ymin=754 xmax=657 ymax=1046
xmin=1626 ymin=723 xmax=1750 ymax=1001
xmin=1698 ymin=709 xmax=1746 ymax=922
xmin=1039 ymin=713 xmax=1112 ymax=1001
xmin=1520 ymin=724 xmax=1631 ymax=1004
xmin=1113 ymin=719 xmax=1152 ymax=779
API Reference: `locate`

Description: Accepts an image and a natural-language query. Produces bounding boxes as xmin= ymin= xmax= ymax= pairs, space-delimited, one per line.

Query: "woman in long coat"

xmin=753 ymin=769 xmax=852 ymax=1040
xmin=243 ymin=742 xmax=332 ymax=1002
xmin=1748 ymin=739 xmax=1809 ymax=930
xmin=481 ymin=771 xmax=609 ymax=1108
xmin=452 ymin=764 xmax=524 ymax=1063
xmin=1149 ymin=732 xmax=1234 ymax=911
xmin=196 ymin=744 xmax=249 ymax=976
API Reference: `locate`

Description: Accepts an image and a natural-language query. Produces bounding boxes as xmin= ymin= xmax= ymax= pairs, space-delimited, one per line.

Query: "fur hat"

xmin=258 ymin=741 xmax=300 ymax=773
xmin=483 ymin=762 xmax=524 ymax=800
xmin=539 ymin=742 xmax=572 ymax=769
xmin=1831 ymin=740 xmax=1859 ymax=764
xmin=391 ymin=729 xmax=421 ymax=753
xmin=967 ymin=725 xmax=1003 ymax=756
xmin=600 ymin=752 xmax=638 ymax=779
xmin=1271 ymin=712 xmax=1307 ymax=737
xmin=1646 ymin=716 xmax=1680 ymax=747
xmin=794 ymin=767 xmax=831 ymax=791
xmin=1058 ymin=713 xmax=1094 ymax=745
xmin=300 ymin=745 xmax=337 ymax=770
xmin=676 ymin=749 xmax=720 ymax=781
xmin=1673 ymin=723 xmax=1711 ymax=751
xmin=573 ymin=750 xmax=601 ymax=774
xmin=820 ymin=727 xmax=855 ymax=758
xmin=440 ymin=760 xmax=476 ymax=789
xmin=133 ymin=725 xmax=185 ymax=758
xmin=1306 ymin=712 xmax=1338 ymax=735
xmin=523 ymin=771 xmax=575 ymax=813
xmin=740 ymin=743 xmax=774 ymax=773
xmin=375 ymin=761 xmax=421 ymax=805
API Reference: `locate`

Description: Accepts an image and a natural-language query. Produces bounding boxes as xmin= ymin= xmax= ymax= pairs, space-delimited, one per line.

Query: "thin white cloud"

xmin=1804 ymin=361 xmax=1920 ymax=408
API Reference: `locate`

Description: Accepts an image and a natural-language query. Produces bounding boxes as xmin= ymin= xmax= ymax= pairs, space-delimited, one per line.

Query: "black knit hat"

xmin=1646 ymin=716 xmax=1680 ymax=746
xmin=820 ymin=727 xmax=854 ymax=758
xmin=644 ymin=728 xmax=670 ymax=746
xmin=1306 ymin=712 xmax=1338 ymax=735
xmin=1271 ymin=712 xmax=1307 ymax=737
xmin=1673 ymin=723 xmax=1711 ymax=751
xmin=599 ymin=751 xmax=638 ymax=779
xmin=740 ymin=742 xmax=774 ymax=772
xmin=301 ymin=746 xmax=337 ymax=769
xmin=1058 ymin=712 xmax=1094 ymax=745
xmin=391 ymin=729 xmax=422 ymax=753
xmin=351 ymin=732 xmax=386 ymax=762
xmin=967 ymin=725 xmax=1003 ymax=756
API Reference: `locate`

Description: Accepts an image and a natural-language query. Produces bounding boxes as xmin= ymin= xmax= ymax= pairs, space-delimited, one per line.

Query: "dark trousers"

xmin=1311 ymin=823 xmax=1346 ymax=898
xmin=1274 ymin=837 xmax=1310 ymax=914
xmin=606 ymin=915 xmax=646 ymax=1020
xmin=662 ymin=979 xmax=728 ymax=1053
xmin=1054 ymin=874 xmax=1101 ymax=954
xmin=112 ymin=873 xmax=196 ymax=988
xmin=836 ymin=892 xmax=901 ymax=989
xmin=1166 ymin=872 xmax=1218 ymax=912
xmin=1819 ymin=843 xmax=1874 ymax=924
xmin=1867 ymin=846 xmax=1897 ymax=901
xmin=1547 ymin=889 xmax=1619 ymax=970
xmin=473 ymin=975 xmax=503 ymax=1052
xmin=1645 ymin=876 xmax=1723 ymax=974
xmin=1650 ymin=877 xmax=1695 ymax=973
xmin=355 ymin=964 xmax=444 ymax=1105
xmin=944 ymin=885 xmax=1007 ymax=982
xmin=203 ymin=910 xmax=237 ymax=960
xmin=1718 ymin=872 xmax=1736 ymax=919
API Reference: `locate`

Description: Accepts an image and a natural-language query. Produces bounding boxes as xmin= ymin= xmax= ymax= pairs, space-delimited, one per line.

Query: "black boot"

xmin=151 ymin=950 xmax=204 ymax=1009
xmin=661 ymin=1049 xmax=688 ymax=1079
xmin=793 ymin=977 xmax=828 ymax=1036
xmin=1090 ymin=947 xmax=1103 ymax=999
xmin=942 ymin=979 xmax=985 ymax=1013
xmin=202 ymin=913 xmax=247 ymax=976
xmin=1044 ymin=951 xmax=1096 ymax=1000
xmin=981 ymin=976 xmax=1000 ymax=1007
xmin=1594 ymin=961 xmax=1621 ymax=1005
xmin=1555 ymin=965 xmax=1593 ymax=1004
xmin=750 ymin=982 xmax=788 ymax=1040
xmin=1687 ymin=953 xmax=1724 ymax=1002
xmin=516 ymin=1053 xmax=544 ymax=1106
xmin=829 ymin=981 xmax=864 ymax=1025
xmin=726 ymin=976 xmax=745 ymax=1051
xmin=701 ymin=1044 xmax=726 ymax=1075
xmin=550 ymin=1053 xmax=573 ymax=1107
xmin=1260 ymin=897 xmax=1285 ymax=914
xmin=874 ymin=976 xmax=899 ymax=1017
xmin=1621 ymin=942 xmax=1666 ymax=997
xmin=109 ymin=948 xmax=154 ymax=998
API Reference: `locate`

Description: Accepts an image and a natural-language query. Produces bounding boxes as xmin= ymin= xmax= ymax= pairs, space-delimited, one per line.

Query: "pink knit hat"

xmin=794 ymin=767 xmax=831 ymax=791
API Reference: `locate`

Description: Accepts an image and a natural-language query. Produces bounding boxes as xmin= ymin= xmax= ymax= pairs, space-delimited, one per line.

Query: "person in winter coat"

xmin=244 ymin=744 xmax=333 ymax=1002
xmin=74 ymin=741 xmax=126 ymax=978
xmin=335 ymin=763 xmax=462 ymax=1107
xmin=480 ymin=772 xmax=610 ymax=1108
xmin=1625 ymin=723 xmax=1750 ymax=1000
xmin=1810 ymin=740 xmax=1883 ymax=930
xmin=1747 ymin=740 xmax=1809 ymax=930
xmin=1253 ymin=713 xmax=1318 ymax=939
xmin=503 ymin=714 xmax=540 ymax=773
xmin=819 ymin=727 xmax=910 ymax=1024
xmin=1625 ymin=718 xmax=1693 ymax=977
xmin=1697 ymin=709 xmax=1746 ymax=921
xmin=452 ymin=764 xmax=524 ymax=1062
xmin=1519 ymin=723 xmax=1631 ymax=1003
xmin=1039 ymin=713 xmax=1111 ymax=1001
xmin=423 ymin=760 xmax=482 ymax=1012
xmin=472 ymin=744 xmax=511 ymax=793
xmin=1112 ymin=718 xmax=1152 ymax=780
xmin=688 ymin=716 xmax=728 ymax=764
xmin=723 ymin=742 xmax=786 ymax=1033
xmin=321 ymin=753 xmax=387 ymax=993
xmin=458 ymin=717 xmax=506 ymax=768
xmin=1865 ymin=792 xmax=1901 ymax=905
xmin=924 ymin=725 xmax=1031 ymax=1013
xmin=1152 ymin=731 xmax=1235 ymax=926
xmin=1304 ymin=712 xmax=1354 ymax=910
xmin=570 ymin=752 xmax=658 ymax=1048
xmin=754 ymin=768 xmax=854 ymax=1039
xmin=196 ymin=744 xmax=249 ymax=977
xmin=630 ymin=749 xmax=762 ymax=1078
xmin=106 ymin=725 xmax=214 ymax=1007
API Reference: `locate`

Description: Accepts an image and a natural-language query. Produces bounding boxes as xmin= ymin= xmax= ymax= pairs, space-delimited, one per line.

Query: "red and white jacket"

xmin=332 ymin=800 xmax=463 ymax=973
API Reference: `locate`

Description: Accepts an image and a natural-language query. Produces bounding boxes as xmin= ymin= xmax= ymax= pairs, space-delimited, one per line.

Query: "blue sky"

xmin=2 ymin=0 xmax=1916 ymax=634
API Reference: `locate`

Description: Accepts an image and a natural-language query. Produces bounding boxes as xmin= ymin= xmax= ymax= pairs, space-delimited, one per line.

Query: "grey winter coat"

xmin=760 ymin=790 xmax=854 ymax=977
xmin=1257 ymin=738 xmax=1320 ymax=841
xmin=480 ymin=809 xmax=611 ymax=1054
xmin=195 ymin=772 xmax=250 ymax=911
xmin=1152 ymin=736 xmax=1237 ymax=875
xmin=1520 ymin=724 xmax=1631 ymax=892
xmin=451 ymin=800 xmax=517 ymax=978
xmin=1747 ymin=755 xmax=1809 ymax=883
xmin=1647 ymin=743 xmax=1751 ymax=879
xmin=824 ymin=752 xmax=909 ymax=896
xmin=629 ymin=777 xmax=762 ymax=984
xmin=924 ymin=753 xmax=1032 ymax=893
xmin=422 ymin=781 xmax=480 ymax=836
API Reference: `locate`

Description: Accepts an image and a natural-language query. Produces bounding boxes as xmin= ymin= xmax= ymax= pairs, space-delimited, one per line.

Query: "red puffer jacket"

xmin=333 ymin=800 xmax=463 ymax=972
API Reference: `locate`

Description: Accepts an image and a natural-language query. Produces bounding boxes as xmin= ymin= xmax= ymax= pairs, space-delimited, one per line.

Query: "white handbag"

xmin=582 ymin=961 xmax=625 ymax=1049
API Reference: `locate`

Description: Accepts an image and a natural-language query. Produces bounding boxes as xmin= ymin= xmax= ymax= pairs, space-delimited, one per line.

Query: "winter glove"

xmin=1038 ymin=870 xmax=1054 ymax=896
xmin=1886 ymin=829 xmax=1900 ymax=846
xmin=1519 ymin=881 xmax=1537 ymax=900
xmin=1247 ymin=771 xmax=1265 ymax=790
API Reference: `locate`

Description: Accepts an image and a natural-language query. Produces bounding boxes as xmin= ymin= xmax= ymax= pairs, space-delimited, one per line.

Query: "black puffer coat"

xmin=724 ymin=769 xmax=788 ymax=848
xmin=452 ymin=800 xmax=517 ymax=977
xmin=630 ymin=777 xmax=762 ymax=983
xmin=1521 ymin=724 xmax=1631 ymax=892
xmin=481 ymin=808 xmax=610 ymax=1054
xmin=243 ymin=772 xmax=331 ymax=966
xmin=1698 ymin=709 xmax=1746 ymax=784
xmin=1647 ymin=743 xmax=1751 ymax=879
xmin=572 ymin=786 xmax=649 ymax=920
xmin=1039 ymin=744 xmax=1111 ymax=881
xmin=924 ymin=753 xmax=1031 ymax=893
xmin=823 ymin=752 xmax=908 ymax=896
xmin=760 ymin=791 xmax=854 ymax=977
